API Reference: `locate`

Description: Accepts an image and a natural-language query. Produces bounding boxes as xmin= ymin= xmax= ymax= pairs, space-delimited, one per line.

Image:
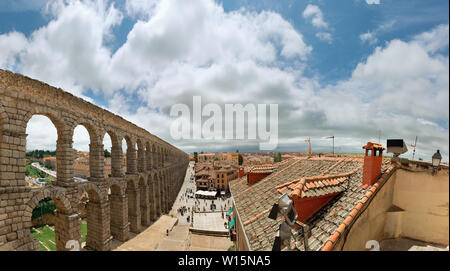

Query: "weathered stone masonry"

xmin=0 ymin=69 xmax=189 ymax=251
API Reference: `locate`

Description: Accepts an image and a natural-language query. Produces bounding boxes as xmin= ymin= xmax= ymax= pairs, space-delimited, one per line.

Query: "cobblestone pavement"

xmin=192 ymin=212 xmax=229 ymax=232
xmin=157 ymin=161 xmax=234 ymax=251
xmin=115 ymin=162 xmax=235 ymax=251
xmin=113 ymin=215 xmax=178 ymax=251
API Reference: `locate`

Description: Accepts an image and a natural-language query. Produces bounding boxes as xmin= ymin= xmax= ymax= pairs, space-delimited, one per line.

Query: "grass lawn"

xmin=31 ymin=218 xmax=88 ymax=251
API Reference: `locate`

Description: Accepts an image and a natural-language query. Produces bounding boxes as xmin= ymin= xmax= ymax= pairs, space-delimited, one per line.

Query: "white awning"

xmin=195 ymin=190 xmax=217 ymax=197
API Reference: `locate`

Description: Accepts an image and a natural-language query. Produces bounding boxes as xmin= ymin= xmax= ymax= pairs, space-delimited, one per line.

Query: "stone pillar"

xmin=54 ymin=212 xmax=81 ymax=251
xmin=126 ymin=145 xmax=137 ymax=174
xmin=89 ymin=142 xmax=105 ymax=179
xmin=154 ymin=150 xmax=159 ymax=169
xmin=137 ymin=145 xmax=145 ymax=173
xmin=149 ymin=178 xmax=157 ymax=221
xmin=86 ymin=200 xmax=112 ymax=251
xmin=151 ymin=148 xmax=156 ymax=170
xmin=140 ymin=184 xmax=151 ymax=226
xmin=109 ymin=194 xmax=130 ymax=242
xmin=155 ymin=177 xmax=161 ymax=217
xmin=111 ymin=143 xmax=123 ymax=177
xmin=164 ymin=180 xmax=169 ymax=213
xmin=0 ymin=130 xmax=26 ymax=188
xmin=146 ymin=147 xmax=152 ymax=171
xmin=127 ymin=188 xmax=141 ymax=233
xmin=55 ymin=137 xmax=74 ymax=186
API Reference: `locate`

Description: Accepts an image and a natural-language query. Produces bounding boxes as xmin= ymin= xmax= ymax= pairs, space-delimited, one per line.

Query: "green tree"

xmin=104 ymin=149 xmax=111 ymax=158
xmin=31 ymin=198 xmax=56 ymax=221
xmin=274 ymin=152 xmax=282 ymax=162
xmin=193 ymin=152 xmax=198 ymax=163
xmin=238 ymin=154 xmax=243 ymax=165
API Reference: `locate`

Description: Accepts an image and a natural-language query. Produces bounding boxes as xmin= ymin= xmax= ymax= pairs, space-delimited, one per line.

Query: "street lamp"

xmin=432 ymin=150 xmax=442 ymax=175
xmin=268 ymin=193 xmax=298 ymax=226
xmin=268 ymin=193 xmax=300 ymax=251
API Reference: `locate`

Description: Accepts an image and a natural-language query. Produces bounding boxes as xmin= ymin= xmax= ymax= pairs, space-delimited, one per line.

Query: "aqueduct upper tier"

xmin=0 ymin=69 xmax=189 ymax=251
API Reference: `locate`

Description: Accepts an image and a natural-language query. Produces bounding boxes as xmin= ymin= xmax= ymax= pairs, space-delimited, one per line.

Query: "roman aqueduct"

xmin=0 ymin=69 xmax=189 ymax=251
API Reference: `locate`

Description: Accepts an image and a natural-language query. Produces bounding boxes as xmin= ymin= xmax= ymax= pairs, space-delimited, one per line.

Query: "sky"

xmin=0 ymin=0 xmax=448 ymax=161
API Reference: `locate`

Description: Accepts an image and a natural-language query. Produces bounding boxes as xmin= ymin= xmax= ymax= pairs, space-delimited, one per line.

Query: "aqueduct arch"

xmin=0 ymin=69 xmax=189 ymax=251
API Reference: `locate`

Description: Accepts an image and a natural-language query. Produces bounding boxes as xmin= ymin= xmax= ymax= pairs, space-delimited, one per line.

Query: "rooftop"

xmin=230 ymin=156 xmax=393 ymax=251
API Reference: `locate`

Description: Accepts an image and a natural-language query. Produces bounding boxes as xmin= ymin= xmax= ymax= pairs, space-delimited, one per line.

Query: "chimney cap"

xmin=362 ymin=142 xmax=385 ymax=151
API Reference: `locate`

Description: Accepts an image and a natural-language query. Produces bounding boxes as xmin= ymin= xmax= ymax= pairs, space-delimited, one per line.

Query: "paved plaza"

xmin=192 ymin=212 xmax=229 ymax=233
xmin=114 ymin=162 xmax=234 ymax=251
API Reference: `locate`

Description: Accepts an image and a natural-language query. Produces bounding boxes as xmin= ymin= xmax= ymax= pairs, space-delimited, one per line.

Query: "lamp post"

xmin=432 ymin=150 xmax=442 ymax=175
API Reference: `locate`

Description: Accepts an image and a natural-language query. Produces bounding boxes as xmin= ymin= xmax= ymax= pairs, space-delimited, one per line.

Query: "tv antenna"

xmin=410 ymin=136 xmax=418 ymax=160
xmin=326 ymin=136 xmax=335 ymax=156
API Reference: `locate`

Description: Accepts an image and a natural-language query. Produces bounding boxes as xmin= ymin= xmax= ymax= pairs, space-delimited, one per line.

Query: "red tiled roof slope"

xmin=230 ymin=157 xmax=394 ymax=251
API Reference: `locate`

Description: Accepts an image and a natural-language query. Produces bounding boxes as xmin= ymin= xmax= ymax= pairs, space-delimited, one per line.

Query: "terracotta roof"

xmin=230 ymin=156 xmax=395 ymax=251
xmin=194 ymin=169 xmax=212 ymax=177
xmin=249 ymin=164 xmax=276 ymax=174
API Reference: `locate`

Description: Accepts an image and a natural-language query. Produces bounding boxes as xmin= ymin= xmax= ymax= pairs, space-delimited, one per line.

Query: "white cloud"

xmin=360 ymin=20 xmax=396 ymax=45
xmin=366 ymin=0 xmax=380 ymax=4
xmin=15 ymin=0 xmax=123 ymax=99
xmin=360 ymin=31 xmax=378 ymax=45
xmin=316 ymin=32 xmax=333 ymax=43
xmin=302 ymin=4 xmax=328 ymax=29
xmin=125 ymin=0 xmax=159 ymax=18
xmin=412 ymin=24 xmax=449 ymax=53
xmin=1 ymin=0 xmax=448 ymax=162
xmin=0 ymin=32 xmax=28 ymax=68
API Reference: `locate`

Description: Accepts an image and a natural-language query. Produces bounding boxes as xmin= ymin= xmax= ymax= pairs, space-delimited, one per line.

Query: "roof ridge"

xmin=243 ymin=208 xmax=271 ymax=226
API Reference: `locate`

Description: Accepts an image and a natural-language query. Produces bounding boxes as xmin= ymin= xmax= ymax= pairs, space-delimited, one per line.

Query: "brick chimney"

xmin=247 ymin=165 xmax=274 ymax=185
xmin=238 ymin=167 xmax=245 ymax=178
xmin=361 ymin=142 xmax=385 ymax=188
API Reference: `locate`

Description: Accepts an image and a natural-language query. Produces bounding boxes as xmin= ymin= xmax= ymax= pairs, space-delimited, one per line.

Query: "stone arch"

xmin=123 ymin=135 xmax=137 ymax=174
xmin=77 ymin=182 xmax=111 ymax=250
xmin=70 ymin=121 xmax=102 ymax=179
xmin=126 ymin=175 xmax=141 ymax=233
xmin=103 ymin=129 xmax=122 ymax=177
xmin=24 ymin=188 xmax=73 ymax=251
xmin=24 ymin=107 xmax=65 ymax=138
xmin=109 ymin=180 xmax=126 ymax=196
xmin=108 ymin=180 xmax=129 ymax=242
xmin=77 ymin=182 xmax=106 ymax=203
xmin=154 ymin=171 xmax=162 ymax=217
xmin=138 ymin=176 xmax=150 ymax=226
xmin=136 ymin=138 xmax=145 ymax=173
xmin=25 ymin=188 xmax=72 ymax=218
xmin=145 ymin=141 xmax=151 ymax=171
xmin=24 ymin=109 xmax=79 ymax=186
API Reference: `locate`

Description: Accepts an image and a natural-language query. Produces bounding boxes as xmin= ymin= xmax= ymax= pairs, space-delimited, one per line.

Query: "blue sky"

xmin=0 ymin=0 xmax=448 ymax=161
xmin=1 ymin=0 xmax=447 ymax=86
